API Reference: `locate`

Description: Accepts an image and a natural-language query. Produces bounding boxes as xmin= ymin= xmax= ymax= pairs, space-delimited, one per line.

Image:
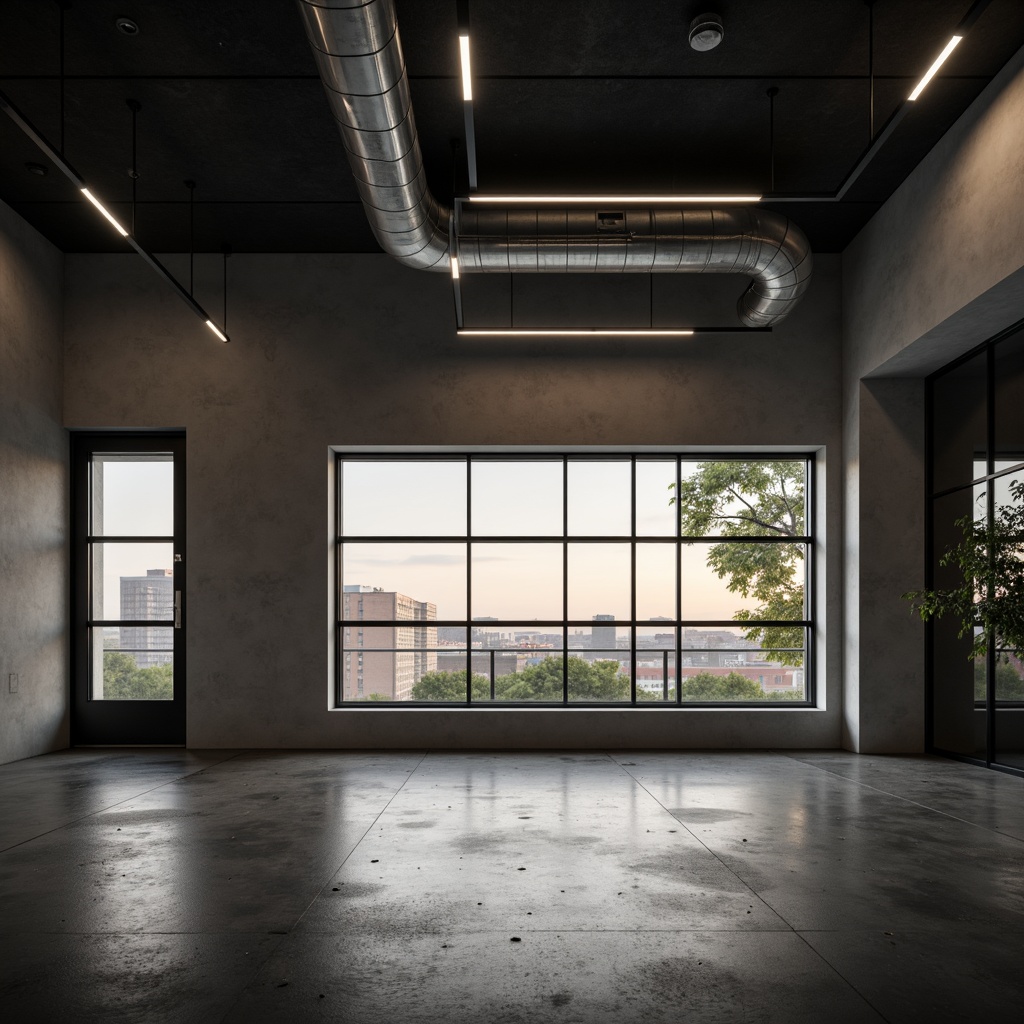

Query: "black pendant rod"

xmin=767 ymin=86 xmax=779 ymax=193
xmin=867 ymin=0 xmax=875 ymax=140
xmin=185 ymin=179 xmax=196 ymax=296
xmin=58 ymin=1 xmax=64 ymax=154
xmin=222 ymin=244 xmax=231 ymax=333
xmin=127 ymin=99 xmax=140 ymax=236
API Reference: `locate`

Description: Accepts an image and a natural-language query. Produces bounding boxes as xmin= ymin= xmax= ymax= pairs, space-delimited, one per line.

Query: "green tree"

xmin=906 ymin=479 xmax=1024 ymax=665
xmin=102 ymin=651 xmax=173 ymax=699
xmin=410 ymin=657 xmax=632 ymax=702
xmin=671 ymin=461 xmax=805 ymax=665
xmin=973 ymin=657 xmax=1024 ymax=701
xmin=678 ymin=671 xmax=765 ymax=701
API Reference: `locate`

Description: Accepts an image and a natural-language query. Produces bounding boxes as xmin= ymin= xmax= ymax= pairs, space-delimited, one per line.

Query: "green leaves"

xmin=102 ymin=651 xmax=173 ymax=699
xmin=671 ymin=461 xmax=806 ymax=665
xmin=904 ymin=478 xmax=1024 ymax=660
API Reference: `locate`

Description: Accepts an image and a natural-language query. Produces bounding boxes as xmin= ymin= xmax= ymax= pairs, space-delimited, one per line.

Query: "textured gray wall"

xmin=0 ymin=200 xmax=68 ymax=766
xmin=844 ymin=45 xmax=1024 ymax=381
xmin=841 ymin=47 xmax=1024 ymax=751
xmin=64 ymin=253 xmax=843 ymax=749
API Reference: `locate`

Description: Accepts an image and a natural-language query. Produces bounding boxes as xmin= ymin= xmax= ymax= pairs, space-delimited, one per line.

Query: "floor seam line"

xmin=285 ymin=751 xmax=430 ymax=933
xmin=792 ymin=930 xmax=894 ymax=1023
xmin=776 ymin=753 xmax=1024 ymax=843
xmin=613 ymin=755 xmax=799 ymax=934
xmin=0 ymin=749 xmax=250 ymax=855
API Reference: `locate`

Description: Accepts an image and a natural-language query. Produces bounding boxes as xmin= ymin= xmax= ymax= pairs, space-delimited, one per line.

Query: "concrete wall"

xmin=64 ymin=253 xmax=843 ymax=749
xmin=842 ymin=45 xmax=1024 ymax=751
xmin=0 ymin=200 xmax=68 ymax=765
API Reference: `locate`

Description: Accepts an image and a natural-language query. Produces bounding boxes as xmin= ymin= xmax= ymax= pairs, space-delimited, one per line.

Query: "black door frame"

xmin=71 ymin=432 xmax=186 ymax=744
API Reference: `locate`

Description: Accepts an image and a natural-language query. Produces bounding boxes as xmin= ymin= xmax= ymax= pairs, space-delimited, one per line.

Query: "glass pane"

xmin=932 ymin=349 xmax=987 ymax=493
xmin=91 ymin=454 xmax=173 ymax=537
xmin=678 ymin=653 xmax=800 ymax=702
xmin=991 ymin=471 xmax=1024 ymax=513
xmin=994 ymin=327 xmax=1024 ymax=470
xmin=567 ymin=543 xmax=630 ymax=620
xmin=637 ymin=628 xmax=676 ymax=702
xmin=90 ymin=544 xmax=174 ymax=621
xmin=471 ymin=624 xmax=564 ymax=650
xmin=471 ymin=543 xmax=562 ymax=619
xmin=994 ymin=654 xmax=1024 ymax=770
xmin=682 ymin=625 xmax=752 ymax=648
xmin=567 ymin=625 xmax=630 ymax=653
xmin=929 ymin=490 xmax=985 ymax=757
xmin=341 ymin=624 xmax=445 ymax=650
xmin=92 ymin=626 xmax=173 ymax=700
xmin=635 ymin=636 xmax=677 ymax=702
xmin=342 ymin=543 xmax=465 ymax=620
xmin=468 ymin=628 xmax=566 ymax=702
xmin=636 ymin=460 xmax=677 ymax=537
xmin=636 ymin=542 xmax=676 ymax=620
xmin=567 ymin=461 xmax=631 ymax=535
xmin=680 ymin=542 xmax=805 ymax=621
xmin=568 ymin=652 xmax=630 ymax=702
xmin=676 ymin=461 xmax=806 ymax=538
xmin=471 ymin=461 xmax=562 ymax=536
xmin=341 ymin=648 xmax=460 ymax=702
xmin=342 ymin=460 xmax=466 ymax=536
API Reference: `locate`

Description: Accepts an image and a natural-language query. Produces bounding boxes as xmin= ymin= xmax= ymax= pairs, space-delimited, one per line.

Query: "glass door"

xmin=72 ymin=435 xmax=185 ymax=744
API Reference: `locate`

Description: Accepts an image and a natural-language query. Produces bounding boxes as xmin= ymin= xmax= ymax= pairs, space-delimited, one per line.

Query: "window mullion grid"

xmin=676 ymin=457 xmax=683 ymax=705
xmin=630 ymin=457 xmax=637 ymax=705
xmin=562 ymin=458 xmax=569 ymax=705
xmin=467 ymin=458 xmax=474 ymax=705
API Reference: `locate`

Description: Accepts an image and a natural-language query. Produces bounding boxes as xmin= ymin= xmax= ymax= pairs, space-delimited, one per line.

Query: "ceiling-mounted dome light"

xmin=688 ymin=12 xmax=724 ymax=51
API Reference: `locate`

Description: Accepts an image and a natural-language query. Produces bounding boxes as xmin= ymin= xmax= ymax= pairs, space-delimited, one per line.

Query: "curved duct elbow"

xmin=297 ymin=0 xmax=813 ymax=326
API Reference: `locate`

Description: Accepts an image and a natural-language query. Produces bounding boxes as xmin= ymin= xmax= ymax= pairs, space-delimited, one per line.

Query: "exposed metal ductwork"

xmin=296 ymin=0 xmax=813 ymax=327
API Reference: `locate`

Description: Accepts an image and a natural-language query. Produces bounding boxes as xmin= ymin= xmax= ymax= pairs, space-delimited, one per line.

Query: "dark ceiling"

xmin=1 ymin=0 xmax=1022 ymax=255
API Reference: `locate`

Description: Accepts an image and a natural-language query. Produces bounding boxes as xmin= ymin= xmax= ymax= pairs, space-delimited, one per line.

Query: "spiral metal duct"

xmin=296 ymin=0 xmax=813 ymax=327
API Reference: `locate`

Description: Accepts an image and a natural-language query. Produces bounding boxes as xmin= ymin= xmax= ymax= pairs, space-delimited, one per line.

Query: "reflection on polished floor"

xmin=1 ymin=749 xmax=1022 ymax=1023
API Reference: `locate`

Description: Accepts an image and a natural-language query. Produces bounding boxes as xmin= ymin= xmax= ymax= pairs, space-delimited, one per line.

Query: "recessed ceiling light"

xmin=115 ymin=18 xmax=139 ymax=36
xmin=688 ymin=13 xmax=724 ymax=52
xmin=25 ymin=162 xmax=47 ymax=176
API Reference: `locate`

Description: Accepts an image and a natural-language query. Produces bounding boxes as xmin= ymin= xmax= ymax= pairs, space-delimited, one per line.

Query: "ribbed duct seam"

xmin=296 ymin=0 xmax=813 ymax=326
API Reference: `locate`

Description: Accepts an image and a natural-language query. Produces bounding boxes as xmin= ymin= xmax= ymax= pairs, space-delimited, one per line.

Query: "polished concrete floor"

xmin=1 ymin=749 xmax=1022 ymax=1023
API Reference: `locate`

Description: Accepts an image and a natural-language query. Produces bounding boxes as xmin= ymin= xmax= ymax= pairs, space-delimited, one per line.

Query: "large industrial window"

xmin=335 ymin=454 xmax=813 ymax=706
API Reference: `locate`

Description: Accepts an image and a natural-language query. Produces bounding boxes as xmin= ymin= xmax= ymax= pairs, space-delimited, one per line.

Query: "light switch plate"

xmin=9 ymin=673 xmax=18 ymax=693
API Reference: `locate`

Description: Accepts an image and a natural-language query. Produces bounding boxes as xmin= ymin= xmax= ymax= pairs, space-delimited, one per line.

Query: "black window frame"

xmin=926 ymin=315 xmax=1024 ymax=778
xmin=334 ymin=451 xmax=815 ymax=709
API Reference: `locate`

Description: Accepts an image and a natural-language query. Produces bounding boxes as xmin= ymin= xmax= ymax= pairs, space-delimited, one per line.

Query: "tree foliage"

xmin=904 ymin=478 xmax=1024 ymax=662
xmin=411 ymin=657 xmax=632 ymax=702
xmin=102 ymin=651 xmax=173 ymax=700
xmin=678 ymin=671 xmax=765 ymax=701
xmin=670 ymin=461 xmax=805 ymax=664
xmin=410 ymin=661 xmax=786 ymax=702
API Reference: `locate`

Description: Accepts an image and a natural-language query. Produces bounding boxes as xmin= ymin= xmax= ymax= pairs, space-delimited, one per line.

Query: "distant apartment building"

xmin=342 ymin=586 xmax=437 ymax=700
xmin=119 ymin=569 xmax=174 ymax=668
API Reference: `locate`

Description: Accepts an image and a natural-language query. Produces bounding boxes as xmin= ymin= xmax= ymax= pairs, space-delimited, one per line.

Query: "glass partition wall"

xmin=928 ymin=319 xmax=1024 ymax=774
xmin=335 ymin=454 xmax=814 ymax=707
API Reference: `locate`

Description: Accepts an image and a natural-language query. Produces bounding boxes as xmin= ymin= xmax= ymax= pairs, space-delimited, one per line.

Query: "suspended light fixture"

xmin=467 ymin=194 xmax=763 ymax=204
xmin=80 ymin=187 xmax=128 ymax=236
xmin=908 ymin=36 xmax=963 ymax=101
xmin=0 ymin=88 xmax=230 ymax=344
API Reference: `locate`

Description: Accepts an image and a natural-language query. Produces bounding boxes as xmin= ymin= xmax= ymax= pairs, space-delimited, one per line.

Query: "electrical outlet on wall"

xmin=8 ymin=673 xmax=18 ymax=694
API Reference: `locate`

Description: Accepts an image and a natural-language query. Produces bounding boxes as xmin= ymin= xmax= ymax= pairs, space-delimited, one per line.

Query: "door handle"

xmin=174 ymin=590 xmax=182 ymax=629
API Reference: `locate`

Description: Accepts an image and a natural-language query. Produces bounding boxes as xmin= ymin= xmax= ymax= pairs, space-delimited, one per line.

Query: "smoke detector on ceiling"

xmin=688 ymin=12 xmax=724 ymax=51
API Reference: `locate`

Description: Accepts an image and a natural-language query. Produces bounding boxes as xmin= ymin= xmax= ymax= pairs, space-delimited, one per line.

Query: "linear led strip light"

xmin=0 ymin=88 xmax=230 ymax=344
xmin=458 ymin=329 xmax=696 ymax=337
xmin=908 ymin=35 xmax=963 ymax=101
xmin=467 ymin=195 xmax=763 ymax=204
